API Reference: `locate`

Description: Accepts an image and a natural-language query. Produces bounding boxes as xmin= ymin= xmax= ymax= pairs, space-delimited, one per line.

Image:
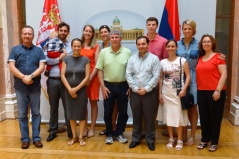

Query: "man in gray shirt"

xmin=126 ymin=36 xmax=161 ymax=151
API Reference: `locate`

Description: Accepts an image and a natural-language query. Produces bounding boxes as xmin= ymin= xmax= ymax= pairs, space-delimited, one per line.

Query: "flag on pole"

xmin=36 ymin=0 xmax=61 ymax=48
xmin=158 ymin=0 xmax=180 ymax=41
xmin=36 ymin=0 xmax=61 ymax=100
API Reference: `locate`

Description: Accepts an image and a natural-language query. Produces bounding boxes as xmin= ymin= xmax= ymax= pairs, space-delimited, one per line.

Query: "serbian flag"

xmin=36 ymin=0 xmax=61 ymax=101
xmin=36 ymin=0 xmax=61 ymax=48
xmin=158 ymin=0 xmax=180 ymax=41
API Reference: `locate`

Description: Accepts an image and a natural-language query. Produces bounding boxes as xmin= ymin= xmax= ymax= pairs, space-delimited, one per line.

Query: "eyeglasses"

xmin=202 ymin=41 xmax=212 ymax=44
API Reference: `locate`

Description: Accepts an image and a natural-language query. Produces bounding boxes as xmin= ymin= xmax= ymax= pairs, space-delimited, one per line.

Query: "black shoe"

xmin=129 ymin=141 xmax=140 ymax=148
xmin=46 ymin=134 xmax=57 ymax=142
xmin=148 ymin=143 xmax=155 ymax=151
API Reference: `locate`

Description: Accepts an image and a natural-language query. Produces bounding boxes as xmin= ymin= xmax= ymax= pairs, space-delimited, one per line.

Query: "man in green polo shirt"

xmin=96 ymin=29 xmax=131 ymax=145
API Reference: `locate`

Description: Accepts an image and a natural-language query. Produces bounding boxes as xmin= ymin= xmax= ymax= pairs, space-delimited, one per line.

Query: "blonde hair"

xmin=182 ymin=19 xmax=196 ymax=36
xmin=50 ymin=31 xmax=58 ymax=38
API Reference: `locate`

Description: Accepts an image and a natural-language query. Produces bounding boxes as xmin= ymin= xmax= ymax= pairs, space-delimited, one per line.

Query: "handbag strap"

xmin=179 ymin=57 xmax=182 ymax=91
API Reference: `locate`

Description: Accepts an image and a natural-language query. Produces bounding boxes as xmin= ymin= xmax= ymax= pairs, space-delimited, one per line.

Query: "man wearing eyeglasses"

xmin=8 ymin=25 xmax=46 ymax=149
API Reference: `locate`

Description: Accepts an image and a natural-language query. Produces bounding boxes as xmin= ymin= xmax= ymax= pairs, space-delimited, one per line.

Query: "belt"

xmin=104 ymin=81 xmax=126 ymax=85
xmin=48 ymin=77 xmax=61 ymax=80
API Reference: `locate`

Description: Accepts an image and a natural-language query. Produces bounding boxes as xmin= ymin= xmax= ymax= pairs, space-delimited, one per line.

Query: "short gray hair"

xmin=110 ymin=29 xmax=122 ymax=38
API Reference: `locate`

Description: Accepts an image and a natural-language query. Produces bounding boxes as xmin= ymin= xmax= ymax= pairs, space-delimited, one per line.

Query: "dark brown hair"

xmin=146 ymin=17 xmax=159 ymax=25
xmin=58 ymin=22 xmax=70 ymax=32
xmin=198 ymin=34 xmax=217 ymax=57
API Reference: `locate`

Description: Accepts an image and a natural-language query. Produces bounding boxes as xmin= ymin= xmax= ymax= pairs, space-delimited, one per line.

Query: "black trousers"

xmin=104 ymin=81 xmax=129 ymax=137
xmin=47 ymin=78 xmax=72 ymax=138
xmin=197 ymin=90 xmax=226 ymax=145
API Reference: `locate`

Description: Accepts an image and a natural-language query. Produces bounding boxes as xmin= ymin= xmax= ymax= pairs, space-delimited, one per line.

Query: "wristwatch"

xmin=216 ymin=90 xmax=221 ymax=93
xmin=31 ymin=74 xmax=34 ymax=79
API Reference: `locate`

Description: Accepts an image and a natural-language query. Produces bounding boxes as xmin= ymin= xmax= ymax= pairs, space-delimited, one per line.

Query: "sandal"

xmin=68 ymin=137 xmax=78 ymax=146
xmin=208 ymin=145 xmax=218 ymax=152
xmin=99 ymin=129 xmax=106 ymax=136
xmin=175 ymin=140 xmax=183 ymax=151
xmin=87 ymin=129 xmax=95 ymax=138
xmin=166 ymin=138 xmax=175 ymax=149
xmin=83 ymin=129 xmax=88 ymax=137
xmin=79 ymin=138 xmax=86 ymax=146
xmin=186 ymin=137 xmax=195 ymax=146
xmin=197 ymin=142 xmax=208 ymax=150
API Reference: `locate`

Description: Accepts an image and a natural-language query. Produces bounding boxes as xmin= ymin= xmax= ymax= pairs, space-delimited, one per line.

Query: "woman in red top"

xmin=196 ymin=34 xmax=227 ymax=152
xmin=81 ymin=25 xmax=100 ymax=137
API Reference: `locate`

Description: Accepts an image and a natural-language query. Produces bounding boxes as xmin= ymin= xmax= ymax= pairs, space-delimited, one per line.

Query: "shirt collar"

xmin=180 ymin=37 xmax=196 ymax=45
xmin=138 ymin=52 xmax=149 ymax=59
xmin=147 ymin=33 xmax=159 ymax=42
xmin=21 ymin=44 xmax=34 ymax=50
xmin=64 ymin=40 xmax=70 ymax=46
xmin=110 ymin=45 xmax=122 ymax=54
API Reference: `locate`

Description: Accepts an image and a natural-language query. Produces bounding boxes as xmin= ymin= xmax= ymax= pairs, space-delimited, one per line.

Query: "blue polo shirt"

xmin=8 ymin=44 xmax=46 ymax=92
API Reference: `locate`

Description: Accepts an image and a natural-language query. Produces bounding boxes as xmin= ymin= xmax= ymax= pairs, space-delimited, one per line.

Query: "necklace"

xmin=72 ymin=56 xmax=82 ymax=80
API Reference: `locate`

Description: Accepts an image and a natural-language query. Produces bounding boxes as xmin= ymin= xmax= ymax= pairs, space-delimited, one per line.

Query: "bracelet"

xmin=216 ymin=90 xmax=221 ymax=93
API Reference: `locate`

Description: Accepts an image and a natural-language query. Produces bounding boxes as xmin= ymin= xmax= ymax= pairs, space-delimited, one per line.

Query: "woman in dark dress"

xmin=61 ymin=38 xmax=90 ymax=146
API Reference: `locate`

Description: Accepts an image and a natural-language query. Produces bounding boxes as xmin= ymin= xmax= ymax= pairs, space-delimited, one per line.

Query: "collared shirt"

xmin=126 ymin=52 xmax=161 ymax=92
xmin=46 ymin=40 xmax=72 ymax=77
xmin=96 ymin=46 xmax=131 ymax=82
xmin=177 ymin=37 xmax=199 ymax=68
xmin=44 ymin=38 xmax=65 ymax=52
xmin=147 ymin=34 xmax=168 ymax=61
xmin=8 ymin=44 xmax=46 ymax=92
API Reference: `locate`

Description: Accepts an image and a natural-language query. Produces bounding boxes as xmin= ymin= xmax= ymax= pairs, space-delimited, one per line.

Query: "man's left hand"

xmin=22 ymin=75 xmax=33 ymax=85
xmin=137 ymin=87 xmax=147 ymax=95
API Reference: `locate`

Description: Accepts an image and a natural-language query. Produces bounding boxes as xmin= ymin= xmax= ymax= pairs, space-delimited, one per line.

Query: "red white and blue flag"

xmin=37 ymin=0 xmax=61 ymax=100
xmin=158 ymin=0 xmax=180 ymax=41
xmin=36 ymin=0 xmax=61 ymax=48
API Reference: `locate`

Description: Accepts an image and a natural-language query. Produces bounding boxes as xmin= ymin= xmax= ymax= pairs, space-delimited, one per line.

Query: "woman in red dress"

xmin=81 ymin=24 xmax=100 ymax=137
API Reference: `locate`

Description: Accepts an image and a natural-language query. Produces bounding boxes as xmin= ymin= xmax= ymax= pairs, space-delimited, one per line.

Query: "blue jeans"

xmin=104 ymin=81 xmax=129 ymax=137
xmin=15 ymin=89 xmax=41 ymax=143
xmin=190 ymin=68 xmax=197 ymax=104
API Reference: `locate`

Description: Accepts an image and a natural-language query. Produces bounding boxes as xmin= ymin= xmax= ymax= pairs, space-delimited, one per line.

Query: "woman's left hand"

xmin=68 ymin=87 xmax=78 ymax=95
xmin=179 ymin=90 xmax=186 ymax=98
xmin=212 ymin=90 xmax=220 ymax=101
xmin=71 ymin=93 xmax=77 ymax=98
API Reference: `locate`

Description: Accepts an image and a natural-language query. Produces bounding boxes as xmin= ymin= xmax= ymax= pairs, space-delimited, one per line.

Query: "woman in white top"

xmin=159 ymin=39 xmax=190 ymax=150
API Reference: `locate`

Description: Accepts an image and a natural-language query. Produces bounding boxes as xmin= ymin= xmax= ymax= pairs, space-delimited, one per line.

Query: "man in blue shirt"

xmin=8 ymin=25 xmax=46 ymax=149
xmin=126 ymin=36 xmax=161 ymax=151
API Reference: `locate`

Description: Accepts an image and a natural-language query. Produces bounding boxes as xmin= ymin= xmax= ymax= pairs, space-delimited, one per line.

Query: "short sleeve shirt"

xmin=196 ymin=53 xmax=226 ymax=90
xmin=147 ymin=34 xmax=168 ymax=61
xmin=8 ymin=44 xmax=46 ymax=91
xmin=96 ymin=46 xmax=131 ymax=82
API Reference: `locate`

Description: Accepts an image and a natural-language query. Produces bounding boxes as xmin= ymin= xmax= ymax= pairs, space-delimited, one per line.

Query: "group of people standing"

xmin=8 ymin=16 xmax=227 ymax=153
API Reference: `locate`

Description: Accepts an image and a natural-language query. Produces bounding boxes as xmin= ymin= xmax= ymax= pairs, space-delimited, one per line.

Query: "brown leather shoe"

xmin=21 ymin=142 xmax=30 ymax=149
xmin=33 ymin=141 xmax=43 ymax=148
